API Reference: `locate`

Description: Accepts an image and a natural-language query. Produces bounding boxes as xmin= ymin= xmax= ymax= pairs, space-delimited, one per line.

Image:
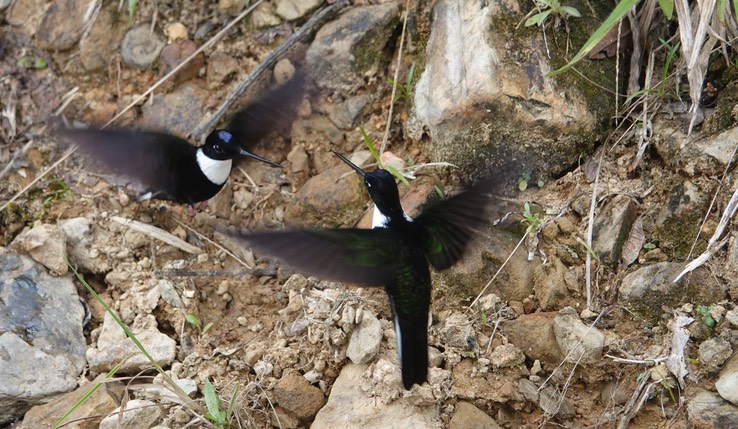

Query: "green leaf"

xmin=16 ymin=56 xmax=31 ymax=68
xmin=34 ymin=58 xmax=47 ymax=69
xmin=434 ymin=185 xmax=446 ymax=199
xmin=559 ymin=6 xmax=581 ymax=17
xmin=185 ymin=313 xmax=201 ymax=330
xmin=643 ymin=242 xmax=656 ymax=250
xmin=518 ymin=179 xmax=528 ymax=191
xmin=359 ymin=125 xmax=380 ymax=165
xmin=202 ymin=322 xmax=214 ymax=335
xmin=537 ymin=179 xmax=545 ymax=188
xmin=525 ymin=10 xmax=552 ymax=27
xmin=204 ymin=378 xmax=225 ymax=423
xmin=547 ymin=0 xmax=639 ymax=77
xmin=385 ymin=165 xmax=409 ymax=185
xmin=658 ymin=0 xmax=673 ymax=19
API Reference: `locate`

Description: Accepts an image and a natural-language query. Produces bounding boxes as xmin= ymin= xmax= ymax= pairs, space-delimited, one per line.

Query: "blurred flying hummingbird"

xmin=62 ymin=72 xmax=305 ymax=206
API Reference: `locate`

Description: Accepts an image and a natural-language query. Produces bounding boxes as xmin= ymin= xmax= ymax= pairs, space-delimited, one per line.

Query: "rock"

xmin=533 ymin=258 xmax=575 ymax=310
xmin=98 ymin=399 xmax=162 ymax=429
xmin=449 ymin=402 xmax=502 ymax=429
xmin=518 ymin=378 xmax=539 ymax=403
xmin=489 ymin=344 xmax=525 ymax=368
xmin=274 ymin=373 xmax=325 ymax=421
xmin=329 ymin=95 xmax=372 ymax=130
xmin=347 ymin=311 xmax=382 ymax=364
xmin=726 ymin=308 xmax=738 ymax=328
xmin=283 ymin=163 xmax=367 ymax=227
xmin=158 ymin=279 xmax=184 ymax=308
xmin=654 ymin=122 xmax=738 ymax=176
xmin=539 ymin=385 xmax=575 ymax=419
xmin=434 ymin=228 xmax=535 ymax=302
xmin=35 ymin=0 xmax=92 ymax=50
xmin=286 ymin=144 xmax=310 ymax=187
xmin=206 ymin=50 xmax=240 ymax=89
xmin=275 ymin=0 xmax=322 ymax=21
xmin=0 ymin=250 xmax=86 ymax=424
xmin=250 ymin=2 xmax=282 ymax=29
xmin=159 ymin=39 xmax=203 ymax=84
xmin=686 ymin=389 xmax=738 ymax=429
xmin=10 ymin=223 xmax=67 ymax=275
xmin=619 ymin=262 xmax=725 ymax=321
xmin=653 ymin=181 xmax=708 ymax=258
xmin=21 ymin=373 xmax=119 ymax=429
xmin=0 ymin=0 xmax=11 ymax=9
xmin=698 ymin=337 xmax=732 ymax=372
xmin=553 ymin=307 xmax=604 ymax=365
xmin=717 ymin=353 xmax=738 ymax=405
xmin=59 ymin=217 xmax=110 ymax=273
xmin=306 ymin=3 xmax=400 ymax=91
xmin=592 ymin=195 xmax=640 ymax=266
xmin=438 ymin=312 xmax=475 ymax=350
xmin=8 ymin=0 xmax=48 ymax=36
xmin=312 ymin=363 xmax=439 ymax=428
xmin=87 ymin=313 xmax=177 ymax=374
xmin=502 ymin=312 xmax=563 ymax=366
xmin=274 ymin=58 xmax=296 ymax=84
xmin=411 ymin=0 xmax=611 ymax=181
xmin=165 ymin=22 xmax=188 ymax=41
xmin=141 ymin=82 xmax=206 ymax=137
xmin=80 ymin=6 xmax=126 ymax=71
xmin=121 ymin=25 xmax=165 ymax=68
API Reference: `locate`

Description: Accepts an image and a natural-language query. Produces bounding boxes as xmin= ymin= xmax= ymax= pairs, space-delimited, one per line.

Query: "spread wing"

xmin=231 ymin=228 xmax=401 ymax=286
xmin=62 ymin=128 xmax=190 ymax=198
xmin=227 ymin=71 xmax=306 ymax=148
xmin=415 ymin=175 xmax=502 ymax=270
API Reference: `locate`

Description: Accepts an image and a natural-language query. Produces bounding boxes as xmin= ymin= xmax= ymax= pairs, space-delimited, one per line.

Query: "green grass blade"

xmin=547 ymin=0 xmax=639 ymax=77
xmin=53 ymin=363 xmax=124 ymax=429
xmin=204 ymin=378 xmax=225 ymax=423
xmin=385 ymin=165 xmax=409 ymax=185
xmin=658 ymin=0 xmax=674 ymax=19
xmin=359 ymin=125 xmax=381 ymax=164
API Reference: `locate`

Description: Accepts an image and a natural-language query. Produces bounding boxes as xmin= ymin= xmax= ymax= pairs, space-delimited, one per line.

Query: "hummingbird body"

xmin=233 ymin=152 xmax=497 ymax=389
xmin=63 ymin=72 xmax=305 ymax=205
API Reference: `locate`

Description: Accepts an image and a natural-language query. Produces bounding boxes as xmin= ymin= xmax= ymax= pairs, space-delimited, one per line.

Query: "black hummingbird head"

xmin=204 ymin=129 xmax=281 ymax=167
xmin=333 ymin=151 xmax=405 ymax=221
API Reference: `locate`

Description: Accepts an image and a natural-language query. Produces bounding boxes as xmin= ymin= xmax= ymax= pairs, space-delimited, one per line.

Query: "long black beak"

xmin=333 ymin=151 xmax=366 ymax=177
xmin=239 ymin=148 xmax=282 ymax=168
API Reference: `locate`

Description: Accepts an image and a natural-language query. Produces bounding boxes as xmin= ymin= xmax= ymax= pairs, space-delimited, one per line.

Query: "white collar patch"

xmin=196 ymin=149 xmax=232 ymax=185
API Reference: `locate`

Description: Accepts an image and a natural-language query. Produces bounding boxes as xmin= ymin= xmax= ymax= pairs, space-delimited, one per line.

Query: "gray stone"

xmin=619 ymin=262 xmax=725 ymax=321
xmin=206 ymin=51 xmax=240 ymax=89
xmin=10 ymin=223 xmax=67 ymax=275
xmin=553 ymin=307 xmax=604 ymax=365
xmin=533 ymin=258 xmax=574 ymax=310
xmin=717 ymin=353 xmax=738 ymax=405
xmin=654 ymin=122 xmax=738 ymax=176
xmin=275 ymin=0 xmax=322 ymax=21
xmin=518 ymin=379 xmax=539 ymax=403
xmin=312 ymin=363 xmax=439 ymax=428
xmin=539 ymin=385 xmax=575 ymax=419
xmin=502 ymin=312 xmax=563 ymax=366
xmin=0 ymin=0 xmax=11 ymax=9
xmin=141 ymin=82 xmax=206 ymax=137
xmin=592 ymin=195 xmax=640 ymax=265
xmin=121 ymin=25 xmax=165 ymax=68
xmin=698 ymin=337 xmax=732 ymax=372
xmin=98 ymin=399 xmax=162 ymax=429
xmin=80 ymin=6 xmax=125 ymax=71
xmin=35 ymin=0 xmax=93 ymax=50
xmin=87 ymin=313 xmax=177 ymax=374
xmin=489 ymin=344 xmax=525 ymax=368
xmin=158 ymin=279 xmax=184 ymax=308
xmin=59 ymin=217 xmax=111 ymax=273
xmin=7 ymin=0 xmax=48 ymax=36
xmin=0 ymin=250 xmax=86 ymax=425
xmin=329 ymin=95 xmax=372 ymax=130
xmin=449 ymin=402 xmax=502 ymax=429
xmin=21 ymin=373 xmax=119 ymax=429
xmin=686 ymin=389 xmax=738 ymax=429
xmin=412 ymin=0 xmax=611 ymax=181
xmin=726 ymin=308 xmax=738 ymax=328
xmin=306 ymin=3 xmax=400 ymax=91
xmin=346 ymin=311 xmax=382 ymax=364
xmin=438 ymin=312 xmax=475 ymax=350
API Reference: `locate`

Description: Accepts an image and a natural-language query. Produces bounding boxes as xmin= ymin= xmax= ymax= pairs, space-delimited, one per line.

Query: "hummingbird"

xmin=62 ymin=72 xmax=305 ymax=206
xmin=232 ymin=151 xmax=497 ymax=389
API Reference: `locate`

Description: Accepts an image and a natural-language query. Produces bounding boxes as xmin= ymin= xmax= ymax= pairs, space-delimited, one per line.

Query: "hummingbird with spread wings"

xmin=233 ymin=152 xmax=498 ymax=389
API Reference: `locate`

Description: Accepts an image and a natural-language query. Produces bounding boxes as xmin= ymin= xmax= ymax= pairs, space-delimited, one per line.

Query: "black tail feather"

xmin=394 ymin=313 xmax=429 ymax=389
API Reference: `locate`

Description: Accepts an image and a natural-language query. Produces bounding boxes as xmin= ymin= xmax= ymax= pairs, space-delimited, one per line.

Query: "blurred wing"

xmin=227 ymin=71 xmax=306 ymax=148
xmin=415 ymin=176 xmax=501 ymax=270
xmin=62 ymin=128 xmax=188 ymax=197
xmin=232 ymin=228 xmax=400 ymax=286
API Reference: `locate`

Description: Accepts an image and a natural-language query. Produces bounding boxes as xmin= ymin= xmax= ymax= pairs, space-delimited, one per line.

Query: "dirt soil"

xmin=2 ymin=1 xmax=738 ymax=429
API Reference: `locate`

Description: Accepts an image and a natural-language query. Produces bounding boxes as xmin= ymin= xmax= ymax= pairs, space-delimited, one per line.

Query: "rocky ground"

xmin=2 ymin=0 xmax=738 ymax=428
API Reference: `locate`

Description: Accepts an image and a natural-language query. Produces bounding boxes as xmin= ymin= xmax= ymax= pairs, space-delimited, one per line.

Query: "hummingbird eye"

xmin=213 ymin=143 xmax=223 ymax=153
